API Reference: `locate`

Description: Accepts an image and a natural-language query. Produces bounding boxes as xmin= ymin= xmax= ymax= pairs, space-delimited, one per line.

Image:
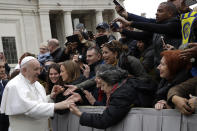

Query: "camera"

xmin=111 ymin=22 xmax=119 ymax=30
xmin=96 ymin=35 xmax=109 ymax=47
xmin=65 ymin=34 xmax=81 ymax=46
xmin=78 ymin=55 xmax=83 ymax=62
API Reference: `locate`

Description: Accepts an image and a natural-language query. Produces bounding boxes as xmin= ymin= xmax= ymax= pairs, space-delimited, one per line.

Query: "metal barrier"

xmin=52 ymin=106 xmax=197 ymax=131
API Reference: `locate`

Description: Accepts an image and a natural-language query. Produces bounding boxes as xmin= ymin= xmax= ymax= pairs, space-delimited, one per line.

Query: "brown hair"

xmin=19 ymin=52 xmax=35 ymax=64
xmin=46 ymin=63 xmax=63 ymax=94
xmin=103 ymin=40 xmax=127 ymax=58
xmin=60 ymin=60 xmax=81 ymax=83
xmin=160 ymin=50 xmax=191 ymax=76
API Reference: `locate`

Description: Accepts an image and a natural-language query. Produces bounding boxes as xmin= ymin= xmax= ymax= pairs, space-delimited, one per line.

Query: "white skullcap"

xmin=14 ymin=64 xmax=20 ymax=70
xmin=20 ymin=56 xmax=36 ymax=67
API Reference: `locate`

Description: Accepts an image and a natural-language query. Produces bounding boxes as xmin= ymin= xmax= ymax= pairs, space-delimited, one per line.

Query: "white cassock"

xmin=0 ymin=73 xmax=54 ymax=131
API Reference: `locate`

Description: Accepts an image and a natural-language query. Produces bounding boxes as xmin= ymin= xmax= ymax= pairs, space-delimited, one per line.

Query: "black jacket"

xmin=0 ymin=80 xmax=8 ymax=105
xmin=119 ymin=38 xmax=141 ymax=58
xmin=140 ymin=43 xmax=154 ymax=73
xmin=154 ymin=70 xmax=191 ymax=105
xmin=122 ymin=17 xmax=182 ymax=66
xmin=79 ymin=78 xmax=155 ymax=129
xmin=50 ymin=47 xmax=68 ymax=63
xmin=118 ymin=52 xmax=150 ymax=81
xmin=88 ymin=60 xmax=103 ymax=79
xmin=132 ymin=18 xmax=182 ymax=67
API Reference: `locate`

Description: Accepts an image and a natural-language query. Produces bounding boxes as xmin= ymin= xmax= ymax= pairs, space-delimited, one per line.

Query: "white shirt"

xmin=0 ymin=73 xmax=54 ymax=131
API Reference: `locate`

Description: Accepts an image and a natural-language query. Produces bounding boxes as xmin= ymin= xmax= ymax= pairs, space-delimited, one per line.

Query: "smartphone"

xmin=185 ymin=0 xmax=197 ymax=6
xmin=160 ymin=36 xmax=166 ymax=46
xmin=65 ymin=34 xmax=80 ymax=45
xmin=113 ymin=0 xmax=121 ymax=6
xmin=113 ymin=0 xmax=124 ymax=11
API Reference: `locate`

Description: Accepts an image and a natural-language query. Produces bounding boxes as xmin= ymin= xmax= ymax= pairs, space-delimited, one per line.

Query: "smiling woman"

xmin=154 ymin=50 xmax=192 ymax=110
xmin=46 ymin=63 xmax=63 ymax=94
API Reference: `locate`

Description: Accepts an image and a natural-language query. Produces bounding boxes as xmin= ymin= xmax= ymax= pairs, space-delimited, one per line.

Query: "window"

xmin=2 ymin=37 xmax=18 ymax=64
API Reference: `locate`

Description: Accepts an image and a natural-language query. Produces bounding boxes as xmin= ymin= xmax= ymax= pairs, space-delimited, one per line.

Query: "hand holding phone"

xmin=185 ymin=0 xmax=197 ymax=6
xmin=110 ymin=22 xmax=120 ymax=32
xmin=161 ymin=36 xmax=166 ymax=46
xmin=113 ymin=0 xmax=124 ymax=12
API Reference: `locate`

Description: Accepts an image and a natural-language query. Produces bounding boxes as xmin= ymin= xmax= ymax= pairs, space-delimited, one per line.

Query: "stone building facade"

xmin=0 ymin=0 xmax=124 ymax=65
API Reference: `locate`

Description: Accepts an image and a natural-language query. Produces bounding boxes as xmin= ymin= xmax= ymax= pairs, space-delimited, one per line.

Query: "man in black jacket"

xmin=84 ymin=47 xmax=103 ymax=79
xmin=115 ymin=0 xmax=190 ymax=24
xmin=114 ymin=2 xmax=182 ymax=81
xmin=0 ymin=61 xmax=9 ymax=131
xmin=47 ymin=39 xmax=68 ymax=63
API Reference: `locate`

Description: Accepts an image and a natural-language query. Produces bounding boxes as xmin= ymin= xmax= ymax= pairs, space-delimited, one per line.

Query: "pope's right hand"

xmin=54 ymin=99 xmax=75 ymax=110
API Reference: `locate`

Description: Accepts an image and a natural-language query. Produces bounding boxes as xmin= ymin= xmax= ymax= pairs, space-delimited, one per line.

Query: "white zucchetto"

xmin=20 ymin=56 xmax=36 ymax=66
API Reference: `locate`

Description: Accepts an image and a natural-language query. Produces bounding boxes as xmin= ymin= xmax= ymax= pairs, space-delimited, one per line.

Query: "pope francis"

xmin=0 ymin=56 xmax=75 ymax=131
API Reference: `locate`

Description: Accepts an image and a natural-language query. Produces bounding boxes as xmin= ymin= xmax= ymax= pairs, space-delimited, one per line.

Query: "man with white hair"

xmin=0 ymin=56 xmax=77 ymax=131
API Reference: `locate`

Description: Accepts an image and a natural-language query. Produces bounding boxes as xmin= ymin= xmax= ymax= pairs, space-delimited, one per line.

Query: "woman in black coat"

xmin=69 ymin=64 xmax=146 ymax=129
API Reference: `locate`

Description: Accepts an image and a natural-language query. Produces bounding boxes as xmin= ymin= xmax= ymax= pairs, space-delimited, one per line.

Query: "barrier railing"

xmin=51 ymin=106 xmax=197 ymax=131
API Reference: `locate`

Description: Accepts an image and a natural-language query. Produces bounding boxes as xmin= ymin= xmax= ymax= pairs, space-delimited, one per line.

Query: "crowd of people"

xmin=1 ymin=0 xmax=197 ymax=130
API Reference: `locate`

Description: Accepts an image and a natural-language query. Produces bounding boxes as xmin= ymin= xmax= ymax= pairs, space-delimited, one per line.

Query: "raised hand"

xmin=69 ymin=104 xmax=82 ymax=117
xmin=72 ymin=54 xmax=79 ymax=63
xmin=54 ymin=99 xmax=75 ymax=110
xmin=84 ymin=90 xmax=96 ymax=105
xmin=163 ymin=44 xmax=175 ymax=50
xmin=50 ymin=85 xmax=65 ymax=99
xmin=63 ymin=85 xmax=78 ymax=96
xmin=115 ymin=5 xmax=128 ymax=19
xmin=188 ymin=94 xmax=197 ymax=112
xmin=180 ymin=43 xmax=197 ymax=60
xmin=81 ymin=64 xmax=90 ymax=78
xmin=67 ymin=92 xmax=82 ymax=103
xmin=113 ymin=17 xmax=132 ymax=27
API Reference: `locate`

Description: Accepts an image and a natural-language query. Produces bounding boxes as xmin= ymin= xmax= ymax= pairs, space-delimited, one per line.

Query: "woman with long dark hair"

xmin=46 ymin=63 xmax=62 ymax=94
